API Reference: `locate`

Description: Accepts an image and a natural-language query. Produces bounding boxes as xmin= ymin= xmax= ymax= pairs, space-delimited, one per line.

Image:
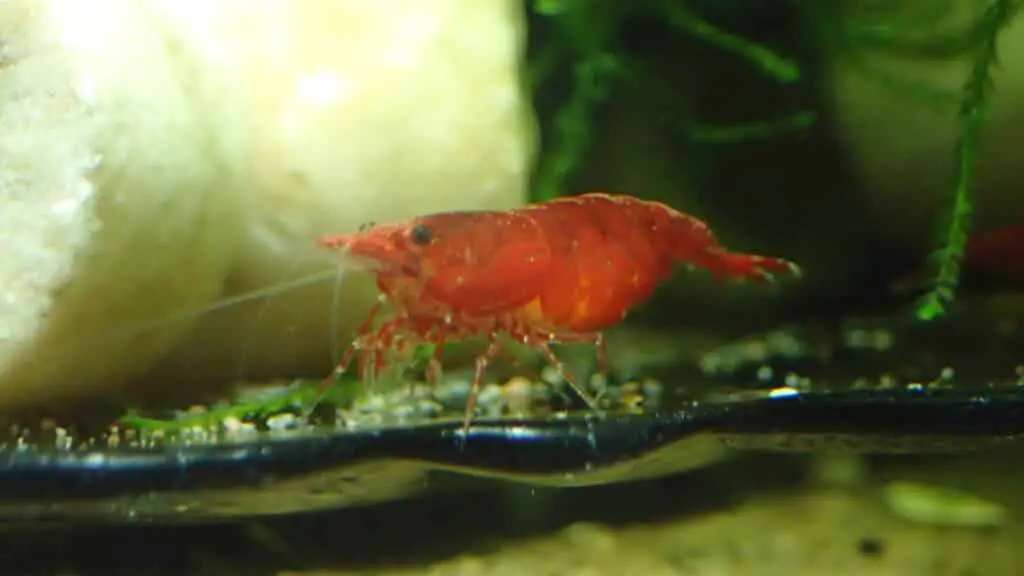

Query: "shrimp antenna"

xmin=193 ymin=268 xmax=340 ymax=318
xmin=329 ymin=261 xmax=346 ymax=366
xmin=233 ymin=257 xmax=314 ymax=381
xmin=51 ymin=266 xmax=344 ymax=385
xmin=120 ymin=268 xmax=341 ymax=341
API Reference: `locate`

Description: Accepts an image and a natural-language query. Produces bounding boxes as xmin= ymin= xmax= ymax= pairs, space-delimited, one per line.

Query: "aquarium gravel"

xmin=93 ymin=369 xmax=668 ymax=449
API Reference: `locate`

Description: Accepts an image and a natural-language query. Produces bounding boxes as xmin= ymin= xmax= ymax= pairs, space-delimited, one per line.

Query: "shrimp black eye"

xmin=409 ymin=224 xmax=432 ymax=246
xmin=358 ymin=221 xmax=376 ymax=232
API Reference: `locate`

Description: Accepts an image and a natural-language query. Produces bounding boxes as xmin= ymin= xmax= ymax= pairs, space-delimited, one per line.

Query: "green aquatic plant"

xmin=915 ymin=0 xmax=1016 ymax=321
xmin=811 ymin=0 xmax=964 ymax=110
xmin=119 ymin=377 xmax=359 ymax=432
xmin=529 ymin=0 xmax=811 ymax=202
xmin=813 ymin=0 xmax=1018 ymax=320
xmin=685 ymin=110 xmax=816 ymax=143
xmin=117 ymin=335 xmax=448 ymax=432
xmin=528 ymin=1 xmax=623 ymax=202
xmin=656 ymin=0 xmax=799 ymax=83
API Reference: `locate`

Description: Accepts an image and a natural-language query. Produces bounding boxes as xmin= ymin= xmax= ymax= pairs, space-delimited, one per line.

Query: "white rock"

xmin=0 ymin=0 xmax=535 ymax=410
xmin=0 ymin=0 xmax=249 ymax=409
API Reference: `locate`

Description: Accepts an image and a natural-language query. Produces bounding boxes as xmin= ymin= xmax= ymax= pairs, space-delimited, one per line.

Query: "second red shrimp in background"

xmin=317 ymin=192 xmax=802 ymax=431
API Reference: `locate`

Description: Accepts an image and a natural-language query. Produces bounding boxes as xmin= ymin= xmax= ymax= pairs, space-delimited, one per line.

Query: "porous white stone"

xmin=0 ymin=0 xmax=535 ymax=409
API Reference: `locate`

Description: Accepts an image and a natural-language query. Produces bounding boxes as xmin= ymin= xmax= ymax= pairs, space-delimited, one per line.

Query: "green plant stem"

xmin=533 ymin=53 xmax=619 ymax=203
xmin=915 ymin=0 xmax=1017 ymax=321
xmin=844 ymin=0 xmax=996 ymax=59
xmin=532 ymin=2 xmax=621 ymax=202
xmin=657 ymin=0 xmax=800 ymax=82
xmin=686 ymin=110 xmax=817 ymax=143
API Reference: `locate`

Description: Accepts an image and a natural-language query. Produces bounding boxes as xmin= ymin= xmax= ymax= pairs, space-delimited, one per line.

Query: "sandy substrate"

xmin=284 ymin=496 xmax=1012 ymax=576
xmin=268 ymin=455 xmax=1020 ymax=576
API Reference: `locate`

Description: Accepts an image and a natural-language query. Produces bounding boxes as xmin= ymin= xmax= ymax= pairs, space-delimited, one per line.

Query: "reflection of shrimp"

xmin=319 ymin=192 xmax=801 ymax=430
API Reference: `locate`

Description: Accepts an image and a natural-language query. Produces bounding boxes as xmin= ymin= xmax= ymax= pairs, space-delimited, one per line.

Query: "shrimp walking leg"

xmin=338 ymin=316 xmax=445 ymax=390
xmin=525 ymin=336 xmax=601 ymax=410
xmin=462 ymin=336 xmax=504 ymax=434
xmin=313 ymin=309 xmax=408 ymax=412
xmin=358 ymin=317 xmax=419 ymax=383
xmin=535 ymin=332 xmax=607 ymax=375
xmin=310 ymin=300 xmax=388 ymax=413
xmin=328 ymin=299 xmax=386 ymax=384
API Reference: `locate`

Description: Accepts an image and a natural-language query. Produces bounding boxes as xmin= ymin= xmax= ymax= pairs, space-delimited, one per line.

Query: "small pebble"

xmin=409 ymin=384 xmax=434 ymax=400
xmin=540 ymin=365 xmax=564 ymax=385
xmin=857 ymin=536 xmax=885 ymax=557
xmin=221 ymin=416 xmax=244 ymax=433
xmin=878 ymin=374 xmax=898 ymax=389
xmin=53 ymin=427 xmax=72 ymax=451
xmin=350 ymin=411 xmax=384 ymax=429
xmin=357 ymin=395 xmax=387 ymax=413
xmin=698 ymin=329 xmax=812 ymax=377
xmin=434 ymin=378 xmax=471 ymax=406
xmin=476 ymin=383 xmax=504 ymax=415
xmin=266 ymin=413 xmax=298 ymax=432
xmin=561 ymin=522 xmax=618 ymax=553
xmin=105 ymin=430 xmax=121 ymax=449
xmin=621 ymin=392 xmax=644 ymax=412
xmin=883 ymin=481 xmax=1008 ymax=528
xmin=843 ymin=328 xmax=894 ymax=351
xmin=698 ymin=353 xmax=723 ymax=375
xmin=784 ymin=372 xmax=801 ymax=388
xmin=531 ymin=381 xmax=552 ymax=402
xmin=416 ymin=399 xmax=443 ymax=417
xmin=389 ymin=404 xmax=417 ymax=420
xmin=871 ymin=329 xmax=894 ymax=351
xmin=765 ymin=330 xmax=806 ymax=358
xmin=742 ymin=340 xmax=770 ymax=361
xmin=849 ymin=377 xmax=871 ymax=390
xmin=503 ymin=376 xmax=534 ymax=414
xmin=640 ymin=378 xmax=662 ymax=398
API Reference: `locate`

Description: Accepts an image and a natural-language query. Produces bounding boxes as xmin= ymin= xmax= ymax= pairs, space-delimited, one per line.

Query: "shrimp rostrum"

xmin=318 ymin=192 xmax=800 ymax=428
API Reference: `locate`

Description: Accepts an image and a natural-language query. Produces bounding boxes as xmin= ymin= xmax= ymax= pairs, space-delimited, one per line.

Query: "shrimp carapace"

xmin=317 ymin=192 xmax=801 ymax=434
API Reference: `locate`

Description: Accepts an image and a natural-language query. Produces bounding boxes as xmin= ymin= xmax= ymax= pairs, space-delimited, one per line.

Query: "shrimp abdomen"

xmin=524 ymin=194 xmax=673 ymax=332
